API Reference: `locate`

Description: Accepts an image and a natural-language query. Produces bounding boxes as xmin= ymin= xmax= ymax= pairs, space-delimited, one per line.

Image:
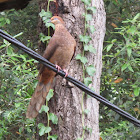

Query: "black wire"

xmin=0 ymin=29 xmax=140 ymax=127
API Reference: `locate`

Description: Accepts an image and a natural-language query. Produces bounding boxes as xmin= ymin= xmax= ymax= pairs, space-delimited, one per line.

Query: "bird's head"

xmin=51 ymin=16 xmax=65 ymax=25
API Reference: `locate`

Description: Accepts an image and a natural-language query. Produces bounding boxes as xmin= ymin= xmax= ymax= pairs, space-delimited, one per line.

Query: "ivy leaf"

xmin=79 ymin=35 xmax=91 ymax=44
xmin=39 ymin=10 xmax=52 ymax=18
xmin=39 ymin=105 xmax=49 ymax=113
xmin=83 ymin=14 xmax=92 ymax=21
xmin=39 ymin=126 xmax=46 ymax=136
xmin=86 ymin=6 xmax=96 ymax=13
xmin=46 ymin=89 xmax=54 ymax=101
xmin=84 ymin=45 xmax=96 ymax=53
xmin=75 ymin=54 xmax=88 ymax=64
xmin=89 ymin=25 xmax=95 ymax=33
xmin=45 ymin=22 xmax=55 ymax=29
xmin=84 ymin=77 xmax=92 ymax=86
xmin=38 ymin=123 xmax=51 ymax=136
xmin=134 ymin=88 xmax=139 ymax=96
xmin=86 ymin=65 xmax=96 ymax=76
xmin=44 ymin=126 xmax=51 ymax=133
xmin=81 ymin=0 xmax=91 ymax=5
xmin=39 ymin=9 xmax=46 ymax=17
xmin=106 ymin=44 xmax=113 ymax=52
xmin=49 ymin=113 xmax=58 ymax=124
xmin=38 ymin=123 xmax=44 ymax=129
xmin=84 ymin=109 xmax=90 ymax=114
xmin=40 ymin=33 xmax=51 ymax=43
xmin=127 ymin=47 xmax=132 ymax=57
xmin=48 ymin=135 xmax=58 ymax=140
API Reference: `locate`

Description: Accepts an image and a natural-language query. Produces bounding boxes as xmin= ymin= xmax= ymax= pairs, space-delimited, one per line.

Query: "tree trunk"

xmin=37 ymin=0 xmax=106 ymax=139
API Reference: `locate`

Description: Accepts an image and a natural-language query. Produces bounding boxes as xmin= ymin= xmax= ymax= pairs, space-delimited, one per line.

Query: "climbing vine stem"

xmin=38 ymin=2 xmax=58 ymax=139
xmin=76 ymin=0 xmax=96 ymax=139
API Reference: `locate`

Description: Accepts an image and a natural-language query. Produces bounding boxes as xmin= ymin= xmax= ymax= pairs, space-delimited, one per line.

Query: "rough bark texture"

xmin=37 ymin=0 xmax=106 ymax=139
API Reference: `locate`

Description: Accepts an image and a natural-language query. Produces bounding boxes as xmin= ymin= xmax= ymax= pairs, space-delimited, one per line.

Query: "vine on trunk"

xmin=76 ymin=0 xmax=96 ymax=139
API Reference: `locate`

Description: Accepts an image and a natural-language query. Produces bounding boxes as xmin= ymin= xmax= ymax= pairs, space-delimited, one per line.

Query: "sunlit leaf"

xmin=46 ymin=89 xmax=54 ymax=101
xmin=49 ymin=113 xmax=58 ymax=124
xmin=106 ymin=44 xmax=113 ymax=52
xmin=86 ymin=65 xmax=96 ymax=76
xmin=39 ymin=105 xmax=49 ymax=113
xmin=134 ymin=88 xmax=139 ymax=96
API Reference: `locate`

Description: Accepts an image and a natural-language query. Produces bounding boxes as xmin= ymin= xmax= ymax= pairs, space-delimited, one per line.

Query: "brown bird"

xmin=0 ymin=0 xmax=32 ymax=11
xmin=26 ymin=16 xmax=76 ymax=119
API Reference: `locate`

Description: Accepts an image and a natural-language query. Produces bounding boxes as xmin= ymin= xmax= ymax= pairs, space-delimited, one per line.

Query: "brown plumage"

xmin=0 ymin=0 xmax=32 ymax=11
xmin=26 ymin=16 xmax=76 ymax=119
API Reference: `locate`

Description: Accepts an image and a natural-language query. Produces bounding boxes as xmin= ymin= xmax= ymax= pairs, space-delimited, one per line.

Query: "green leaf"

xmin=79 ymin=35 xmax=91 ymax=44
xmin=13 ymin=32 xmax=23 ymax=38
xmin=89 ymin=25 xmax=95 ymax=33
xmin=38 ymin=123 xmax=44 ymax=129
xmin=46 ymin=89 xmax=54 ymax=101
xmin=81 ymin=0 xmax=91 ymax=5
xmin=48 ymin=135 xmax=58 ymax=140
xmin=83 ymin=14 xmax=92 ymax=21
xmin=40 ymin=33 xmax=51 ymax=43
xmin=45 ymin=22 xmax=55 ymax=29
xmin=106 ymin=44 xmax=113 ymax=52
xmin=38 ymin=123 xmax=51 ymax=136
xmin=134 ymin=88 xmax=139 ymax=96
xmin=44 ymin=126 xmax=51 ymax=133
xmin=39 ymin=10 xmax=52 ymax=18
xmin=86 ymin=6 xmax=96 ymax=13
xmin=84 ymin=77 xmax=92 ymax=86
xmin=7 ymin=46 xmax=13 ymax=55
xmin=49 ymin=113 xmax=58 ymax=124
xmin=84 ymin=45 xmax=96 ymax=53
xmin=121 ymin=63 xmax=128 ymax=71
xmin=20 ymin=54 xmax=26 ymax=61
xmin=127 ymin=47 xmax=132 ymax=57
xmin=111 ymin=39 xmax=117 ymax=43
xmin=15 ymin=102 xmax=22 ymax=108
xmin=86 ymin=65 xmax=96 ymax=76
xmin=127 ymin=26 xmax=136 ymax=35
xmin=84 ymin=109 xmax=90 ymax=114
xmin=133 ymin=13 xmax=140 ymax=22
xmin=75 ymin=54 xmax=88 ymax=64
xmin=39 ymin=105 xmax=49 ymax=113
xmin=128 ymin=65 xmax=134 ymax=72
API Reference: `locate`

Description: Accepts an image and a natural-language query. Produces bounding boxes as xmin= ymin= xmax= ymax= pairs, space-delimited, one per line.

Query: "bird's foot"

xmin=63 ymin=69 xmax=68 ymax=77
xmin=55 ymin=64 xmax=62 ymax=72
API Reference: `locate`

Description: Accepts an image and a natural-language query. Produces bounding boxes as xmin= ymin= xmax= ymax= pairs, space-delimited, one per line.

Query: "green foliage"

xmin=46 ymin=89 xmax=54 ymax=101
xmin=76 ymin=0 xmax=97 ymax=139
xmin=38 ymin=89 xmax=58 ymax=138
xmin=0 ymin=4 xmax=39 ymax=139
xmin=39 ymin=9 xmax=54 ymax=29
xmin=38 ymin=123 xmax=51 ymax=136
xmin=0 ymin=32 xmax=37 ymax=139
xmin=37 ymin=2 xmax=58 ymax=138
xmin=39 ymin=33 xmax=51 ymax=43
xmin=100 ymin=9 xmax=140 ymax=139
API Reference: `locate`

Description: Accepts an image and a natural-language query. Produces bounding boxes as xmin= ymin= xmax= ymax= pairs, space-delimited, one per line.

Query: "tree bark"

xmin=37 ymin=0 xmax=106 ymax=139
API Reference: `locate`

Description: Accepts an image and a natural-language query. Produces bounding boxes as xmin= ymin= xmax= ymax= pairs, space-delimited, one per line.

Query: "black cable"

xmin=0 ymin=29 xmax=140 ymax=127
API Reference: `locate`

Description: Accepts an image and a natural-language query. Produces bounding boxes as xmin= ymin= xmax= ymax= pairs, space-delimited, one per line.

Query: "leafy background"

xmin=0 ymin=0 xmax=139 ymax=139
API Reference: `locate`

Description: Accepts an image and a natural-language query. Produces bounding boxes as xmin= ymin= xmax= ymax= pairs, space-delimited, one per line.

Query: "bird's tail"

xmin=26 ymin=71 xmax=55 ymax=119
